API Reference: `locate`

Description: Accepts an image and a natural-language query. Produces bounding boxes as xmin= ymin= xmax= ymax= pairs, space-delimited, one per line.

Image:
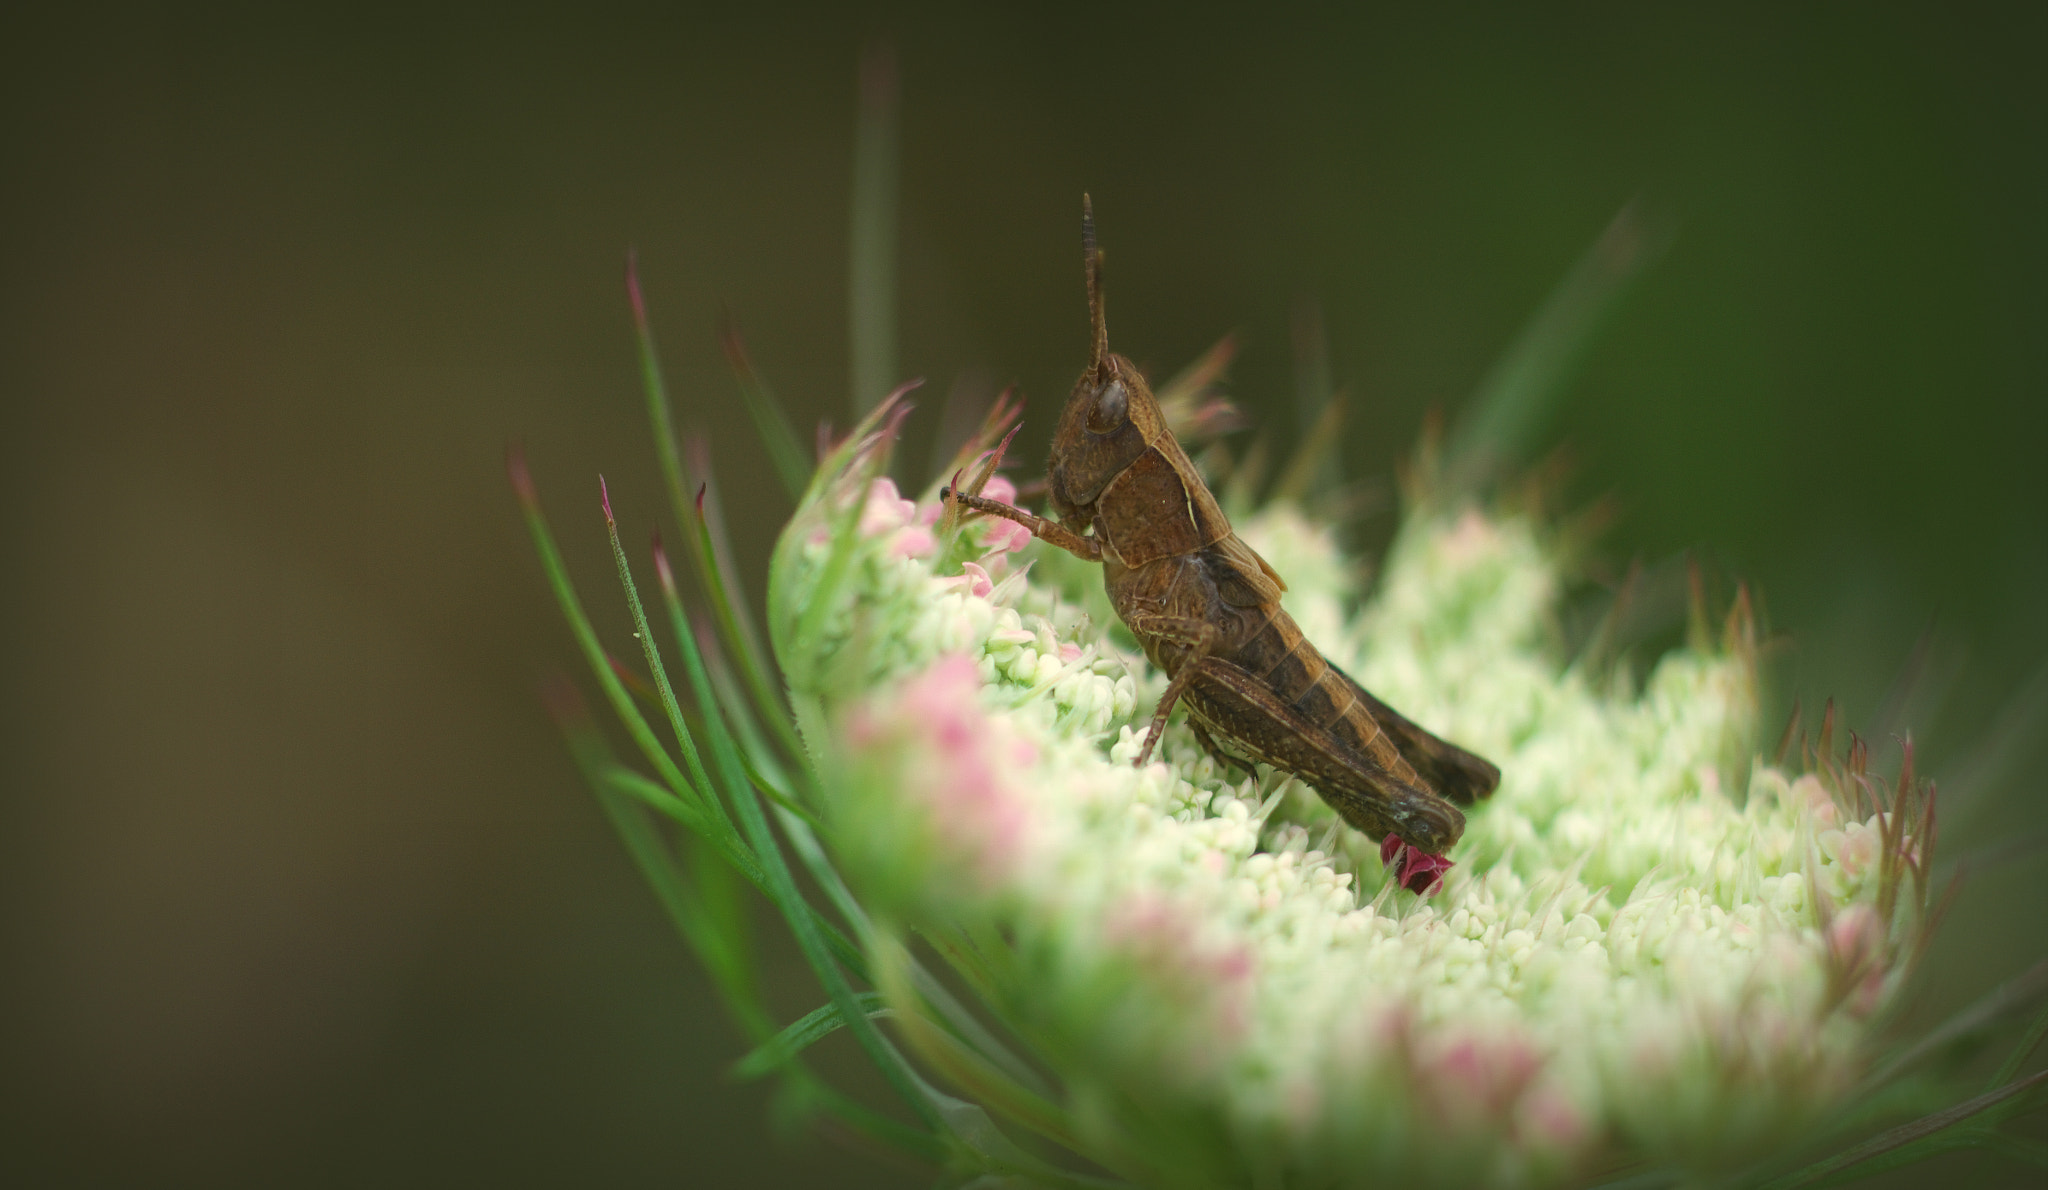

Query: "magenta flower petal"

xmin=1381 ymin=833 xmax=1454 ymax=897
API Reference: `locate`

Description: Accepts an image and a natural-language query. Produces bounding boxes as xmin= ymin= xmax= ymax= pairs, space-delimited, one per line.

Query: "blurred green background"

xmin=4 ymin=4 xmax=2043 ymax=1186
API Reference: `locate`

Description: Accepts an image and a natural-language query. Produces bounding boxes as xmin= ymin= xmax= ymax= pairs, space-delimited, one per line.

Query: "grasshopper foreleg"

xmin=939 ymin=487 xmax=1104 ymax=563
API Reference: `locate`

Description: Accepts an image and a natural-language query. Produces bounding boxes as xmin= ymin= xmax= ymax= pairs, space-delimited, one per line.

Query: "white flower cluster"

xmin=782 ymin=477 xmax=1918 ymax=1187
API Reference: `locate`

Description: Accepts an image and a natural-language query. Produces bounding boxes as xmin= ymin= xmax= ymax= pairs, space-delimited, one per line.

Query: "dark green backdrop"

xmin=4 ymin=4 xmax=2043 ymax=1186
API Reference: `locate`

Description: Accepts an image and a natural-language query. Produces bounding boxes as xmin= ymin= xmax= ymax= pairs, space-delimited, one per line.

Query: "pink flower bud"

xmin=1827 ymin=903 xmax=1887 ymax=1017
xmin=859 ymin=477 xmax=918 ymax=536
xmin=888 ymin=525 xmax=936 ymax=558
xmin=1836 ymin=822 xmax=1879 ymax=880
xmin=844 ymin=655 xmax=1036 ymax=891
xmin=981 ymin=517 xmax=1034 ymax=554
xmin=1103 ymin=893 xmax=1256 ymax=1043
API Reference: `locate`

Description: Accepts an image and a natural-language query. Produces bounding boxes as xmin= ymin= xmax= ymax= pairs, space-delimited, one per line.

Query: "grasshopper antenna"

xmin=1083 ymin=194 xmax=1109 ymax=376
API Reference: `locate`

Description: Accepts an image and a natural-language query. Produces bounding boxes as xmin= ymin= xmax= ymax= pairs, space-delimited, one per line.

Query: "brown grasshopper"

xmin=943 ymin=200 xmax=1499 ymax=854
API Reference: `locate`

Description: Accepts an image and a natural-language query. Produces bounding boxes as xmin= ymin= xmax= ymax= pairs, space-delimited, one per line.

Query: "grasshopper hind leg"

xmin=1189 ymin=720 xmax=1257 ymax=781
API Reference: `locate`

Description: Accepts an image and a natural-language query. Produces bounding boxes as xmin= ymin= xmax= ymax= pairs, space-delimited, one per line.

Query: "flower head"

xmin=766 ymin=450 xmax=1938 ymax=1187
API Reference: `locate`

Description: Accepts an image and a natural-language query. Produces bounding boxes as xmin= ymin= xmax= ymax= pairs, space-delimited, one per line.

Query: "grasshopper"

xmin=943 ymin=200 xmax=1499 ymax=854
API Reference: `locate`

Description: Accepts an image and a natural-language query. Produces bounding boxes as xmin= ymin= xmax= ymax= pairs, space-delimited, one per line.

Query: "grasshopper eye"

xmin=1086 ymin=379 xmax=1128 ymax=433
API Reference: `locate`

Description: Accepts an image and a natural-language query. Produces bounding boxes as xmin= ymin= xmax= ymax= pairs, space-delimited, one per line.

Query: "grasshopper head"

xmin=1046 ymin=198 xmax=1164 ymax=528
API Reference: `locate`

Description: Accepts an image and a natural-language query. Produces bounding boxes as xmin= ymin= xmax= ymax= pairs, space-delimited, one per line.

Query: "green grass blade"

xmin=1860 ymin=959 xmax=2048 ymax=1092
xmin=1760 ymin=1068 xmax=2048 ymax=1190
xmin=599 ymin=786 xmax=753 ymax=1012
xmin=733 ymin=992 xmax=891 ymax=1081
xmin=713 ymin=682 xmax=945 ymax=1131
xmin=624 ymin=255 xmax=696 ymax=570
xmin=1989 ymin=991 xmax=2048 ymax=1091
xmin=520 ymin=454 xmax=938 ymax=1161
xmin=1794 ymin=1129 xmax=2001 ymax=1190
xmin=674 ymin=460 xmax=806 ymax=759
xmin=600 ymin=477 xmax=724 ymax=817
xmin=775 ymin=808 xmax=1048 ymax=1098
xmin=787 ymin=476 xmax=873 ymax=694
xmin=872 ymin=933 xmax=1132 ymax=1180
xmin=655 ymin=532 xmax=806 ymax=802
xmin=848 ymin=39 xmax=898 ymax=418
xmin=540 ymin=473 xmax=772 ymax=1039
xmin=697 ymin=612 xmax=800 ymax=795
xmin=655 ymin=564 xmax=818 ymax=831
xmin=779 ymin=391 xmax=918 ymax=681
xmin=602 ymin=767 xmax=928 ymax=1159
xmin=650 ymin=549 xmax=870 ymax=984
xmin=718 ymin=315 xmax=811 ymax=501
xmin=1977 ymin=1130 xmax=2048 ymax=1168
xmin=1290 ymin=300 xmax=1338 ymax=493
xmin=657 ymin=502 xmax=945 ymax=1133
xmin=603 ymin=762 xmax=710 ymax=834
xmin=1268 ymin=396 xmax=1346 ymax=506
xmin=801 ymin=1084 xmax=947 ymax=1163
xmin=509 ymin=450 xmax=699 ymax=803
xmin=687 ymin=827 xmax=757 ymax=1042
xmin=602 ymin=767 xmax=763 ymax=887
xmin=903 ymin=935 xmax=1049 ymax=1098
xmin=605 ymin=763 xmax=866 ymax=981
xmin=1442 ymin=202 xmax=1664 ymax=494
xmin=544 ymin=681 xmax=761 ymax=1032
xmin=624 ymin=260 xmax=801 ymax=762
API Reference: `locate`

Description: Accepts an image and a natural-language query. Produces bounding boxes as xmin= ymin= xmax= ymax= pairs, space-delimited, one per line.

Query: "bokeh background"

xmin=4 ymin=4 xmax=2044 ymax=1186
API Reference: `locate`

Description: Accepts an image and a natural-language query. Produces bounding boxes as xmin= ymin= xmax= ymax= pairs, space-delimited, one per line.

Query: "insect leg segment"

xmin=1121 ymin=612 xmax=1220 ymax=767
xmin=1189 ymin=720 xmax=1255 ymax=779
xmin=940 ymin=487 xmax=1103 ymax=562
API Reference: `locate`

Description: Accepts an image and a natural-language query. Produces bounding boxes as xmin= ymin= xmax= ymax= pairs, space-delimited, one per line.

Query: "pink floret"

xmin=859 ymin=477 xmax=918 ymax=535
xmin=981 ymin=517 xmax=1034 ymax=554
xmin=889 ymin=525 xmax=936 ymax=558
xmin=880 ymin=655 xmax=1034 ymax=888
xmin=936 ymin=560 xmax=995 ymax=599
